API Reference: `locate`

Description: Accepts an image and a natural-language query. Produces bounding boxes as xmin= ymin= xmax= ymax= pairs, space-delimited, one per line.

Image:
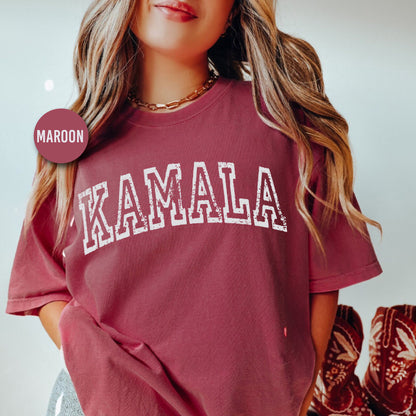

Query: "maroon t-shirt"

xmin=6 ymin=76 xmax=382 ymax=415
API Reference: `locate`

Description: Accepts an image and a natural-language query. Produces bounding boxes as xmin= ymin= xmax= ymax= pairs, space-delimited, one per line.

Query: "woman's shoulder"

xmin=227 ymin=76 xmax=254 ymax=97
xmin=224 ymin=77 xmax=269 ymax=118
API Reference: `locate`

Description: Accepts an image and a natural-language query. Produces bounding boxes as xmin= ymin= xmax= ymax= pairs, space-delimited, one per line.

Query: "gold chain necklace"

xmin=127 ymin=69 xmax=219 ymax=112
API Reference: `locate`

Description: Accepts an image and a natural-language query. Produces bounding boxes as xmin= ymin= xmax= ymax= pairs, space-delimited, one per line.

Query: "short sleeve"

xmin=6 ymin=189 xmax=73 ymax=316
xmin=308 ymin=152 xmax=383 ymax=293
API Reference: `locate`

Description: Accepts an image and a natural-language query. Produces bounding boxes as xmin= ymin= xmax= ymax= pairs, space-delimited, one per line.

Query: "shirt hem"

xmin=6 ymin=293 xmax=73 ymax=316
xmin=309 ymin=260 xmax=383 ymax=293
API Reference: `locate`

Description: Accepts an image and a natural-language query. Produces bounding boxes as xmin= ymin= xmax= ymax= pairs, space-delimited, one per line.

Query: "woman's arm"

xmin=38 ymin=300 xmax=68 ymax=349
xmin=298 ymin=290 xmax=339 ymax=416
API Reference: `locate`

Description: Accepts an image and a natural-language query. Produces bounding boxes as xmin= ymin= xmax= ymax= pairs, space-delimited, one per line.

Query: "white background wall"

xmin=1 ymin=0 xmax=415 ymax=414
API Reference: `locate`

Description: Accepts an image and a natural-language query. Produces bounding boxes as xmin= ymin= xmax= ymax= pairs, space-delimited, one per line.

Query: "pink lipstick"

xmin=154 ymin=1 xmax=198 ymax=22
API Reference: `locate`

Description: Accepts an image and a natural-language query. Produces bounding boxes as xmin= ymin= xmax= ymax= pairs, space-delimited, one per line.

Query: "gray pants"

xmin=46 ymin=369 xmax=84 ymax=416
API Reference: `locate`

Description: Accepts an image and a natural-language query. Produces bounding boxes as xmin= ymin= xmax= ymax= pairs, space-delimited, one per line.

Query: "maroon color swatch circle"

xmin=34 ymin=108 xmax=89 ymax=164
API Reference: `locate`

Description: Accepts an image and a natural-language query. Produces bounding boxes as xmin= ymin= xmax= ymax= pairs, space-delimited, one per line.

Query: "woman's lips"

xmin=154 ymin=1 xmax=198 ymax=22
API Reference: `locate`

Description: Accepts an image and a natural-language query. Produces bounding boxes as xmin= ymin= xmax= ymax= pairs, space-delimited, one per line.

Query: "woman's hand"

xmin=38 ymin=300 xmax=69 ymax=349
xmin=298 ymin=290 xmax=339 ymax=416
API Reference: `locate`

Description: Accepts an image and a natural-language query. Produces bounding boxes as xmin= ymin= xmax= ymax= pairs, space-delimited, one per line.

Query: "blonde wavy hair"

xmin=25 ymin=0 xmax=381 ymax=256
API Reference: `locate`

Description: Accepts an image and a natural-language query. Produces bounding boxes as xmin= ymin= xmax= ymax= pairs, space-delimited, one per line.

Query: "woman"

xmin=6 ymin=0 xmax=382 ymax=415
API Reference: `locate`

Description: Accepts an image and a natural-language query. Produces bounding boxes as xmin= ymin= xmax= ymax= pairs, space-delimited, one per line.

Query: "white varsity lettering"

xmin=77 ymin=162 xmax=288 ymax=255
xmin=78 ymin=182 xmax=114 ymax=255
xmin=144 ymin=164 xmax=187 ymax=230
xmin=218 ymin=162 xmax=251 ymax=225
xmin=253 ymin=167 xmax=287 ymax=232
xmin=115 ymin=174 xmax=148 ymax=240
xmin=188 ymin=162 xmax=222 ymax=224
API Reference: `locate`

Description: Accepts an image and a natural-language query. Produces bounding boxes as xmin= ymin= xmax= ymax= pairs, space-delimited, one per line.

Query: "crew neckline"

xmin=124 ymin=76 xmax=234 ymax=127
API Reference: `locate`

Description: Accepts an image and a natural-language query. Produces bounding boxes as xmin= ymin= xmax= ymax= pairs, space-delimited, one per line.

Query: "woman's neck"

xmin=134 ymin=48 xmax=210 ymax=111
